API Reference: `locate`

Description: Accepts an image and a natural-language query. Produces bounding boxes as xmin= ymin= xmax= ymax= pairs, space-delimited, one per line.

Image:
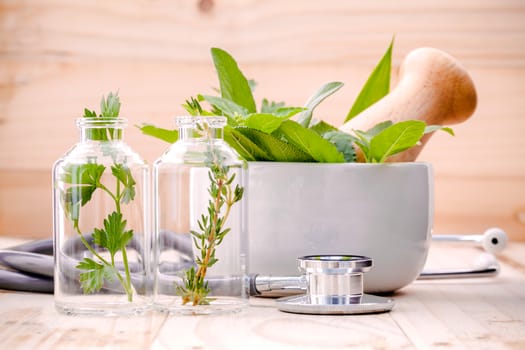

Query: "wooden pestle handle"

xmin=339 ymin=47 xmax=477 ymax=162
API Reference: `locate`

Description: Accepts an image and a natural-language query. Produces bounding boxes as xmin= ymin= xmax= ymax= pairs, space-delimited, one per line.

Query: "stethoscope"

xmin=0 ymin=227 xmax=507 ymax=315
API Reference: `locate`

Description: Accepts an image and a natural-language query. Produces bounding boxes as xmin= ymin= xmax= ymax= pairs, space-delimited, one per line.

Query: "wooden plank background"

xmin=1 ymin=0 xmax=524 ymax=240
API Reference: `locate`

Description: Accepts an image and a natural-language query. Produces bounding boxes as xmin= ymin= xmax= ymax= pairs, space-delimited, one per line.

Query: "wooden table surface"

xmin=1 ymin=238 xmax=524 ymax=350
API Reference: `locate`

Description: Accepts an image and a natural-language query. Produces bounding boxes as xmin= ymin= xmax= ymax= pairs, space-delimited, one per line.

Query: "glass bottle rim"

xmin=76 ymin=117 xmax=128 ymax=128
xmin=175 ymin=116 xmax=226 ymax=128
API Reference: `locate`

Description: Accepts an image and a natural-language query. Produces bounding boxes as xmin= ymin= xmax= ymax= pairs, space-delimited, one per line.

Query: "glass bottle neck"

xmin=80 ymin=127 xmax=124 ymax=142
xmin=178 ymin=127 xmax=223 ymax=141
xmin=77 ymin=118 xmax=127 ymax=142
xmin=176 ymin=116 xmax=226 ymax=142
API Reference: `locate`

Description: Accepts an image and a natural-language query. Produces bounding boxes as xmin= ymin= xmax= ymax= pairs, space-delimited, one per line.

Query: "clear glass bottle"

xmin=53 ymin=117 xmax=150 ymax=316
xmin=153 ymin=116 xmax=248 ymax=314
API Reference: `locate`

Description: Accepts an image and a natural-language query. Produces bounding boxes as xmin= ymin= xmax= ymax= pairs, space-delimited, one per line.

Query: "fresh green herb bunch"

xmin=83 ymin=91 xmax=123 ymax=141
xmin=60 ymin=92 xmax=137 ymax=302
xmin=176 ymin=121 xmax=244 ymax=306
xmin=139 ymin=42 xmax=453 ymax=163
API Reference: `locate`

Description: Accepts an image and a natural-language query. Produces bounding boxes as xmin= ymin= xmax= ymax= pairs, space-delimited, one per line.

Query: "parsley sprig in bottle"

xmin=53 ymin=92 xmax=150 ymax=316
xmin=153 ymin=116 xmax=248 ymax=314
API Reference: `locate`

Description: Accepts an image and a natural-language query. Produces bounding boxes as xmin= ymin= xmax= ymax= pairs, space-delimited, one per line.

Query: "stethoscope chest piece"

xmin=276 ymin=255 xmax=394 ymax=315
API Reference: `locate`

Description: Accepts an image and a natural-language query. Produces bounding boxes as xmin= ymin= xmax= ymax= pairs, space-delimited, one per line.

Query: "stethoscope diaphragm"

xmin=276 ymin=255 xmax=394 ymax=315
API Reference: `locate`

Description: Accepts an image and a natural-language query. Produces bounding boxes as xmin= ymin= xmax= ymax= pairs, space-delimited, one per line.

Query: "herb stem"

xmin=120 ymin=244 xmax=133 ymax=302
xmin=98 ymin=183 xmax=120 ymax=210
xmin=110 ymin=176 xmax=132 ymax=301
xmin=194 ymin=178 xmax=224 ymax=284
xmin=74 ymin=222 xmax=111 ymax=266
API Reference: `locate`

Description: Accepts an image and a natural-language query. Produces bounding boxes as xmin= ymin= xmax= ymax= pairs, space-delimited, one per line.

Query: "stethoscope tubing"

xmin=0 ymin=228 xmax=507 ymax=294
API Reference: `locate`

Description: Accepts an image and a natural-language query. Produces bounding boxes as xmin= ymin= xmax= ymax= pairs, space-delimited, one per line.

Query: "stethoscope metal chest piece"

xmin=276 ymin=255 xmax=394 ymax=315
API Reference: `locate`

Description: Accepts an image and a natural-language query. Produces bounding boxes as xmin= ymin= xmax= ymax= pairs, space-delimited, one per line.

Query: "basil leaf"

xmin=276 ymin=120 xmax=345 ymax=163
xmin=369 ymin=120 xmax=426 ymax=163
xmin=344 ymin=39 xmax=393 ymax=123
xmin=236 ymin=127 xmax=314 ymax=162
xmin=211 ymin=48 xmax=257 ymax=113
xmin=297 ymin=82 xmax=344 ymax=128
xmin=242 ymin=107 xmax=304 ymax=133
xmin=137 ymin=124 xmax=178 ymax=143
xmin=243 ymin=113 xmax=288 ymax=134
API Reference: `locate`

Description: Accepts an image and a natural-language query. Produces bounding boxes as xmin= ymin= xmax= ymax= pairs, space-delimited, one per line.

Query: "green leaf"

xmin=297 ymin=82 xmax=344 ymax=128
xmin=344 ymin=39 xmax=394 ymax=123
xmin=365 ymin=120 xmax=394 ymax=137
xmin=241 ymin=111 xmax=301 ymax=134
xmin=275 ymin=120 xmax=345 ymax=163
xmin=261 ymin=99 xmax=285 ymax=113
xmin=236 ymin=127 xmax=314 ymax=162
xmin=350 ymin=121 xmax=394 ymax=161
xmin=111 ymin=164 xmax=136 ymax=204
xmin=83 ymin=108 xmax=97 ymax=118
xmin=224 ymin=126 xmax=272 ymax=161
xmin=137 ymin=124 xmax=179 ymax=143
xmin=272 ymin=107 xmax=306 ymax=118
xmin=182 ymin=96 xmax=205 ymax=116
xmin=369 ymin=120 xmax=426 ymax=163
xmin=323 ymin=131 xmax=357 ymax=162
xmin=92 ymin=212 xmax=133 ymax=259
xmin=61 ymin=163 xmax=106 ymax=205
xmin=100 ymin=91 xmax=121 ymax=118
xmin=211 ymin=48 xmax=257 ymax=113
xmin=77 ymin=258 xmax=117 ymax=294
xmin=424 ymin=125 xmax=455 ymax=136
xmin=201 ymin=95 xmax=249 ymax=118
xmin=309 ymin=120 xmax=338 ymax=136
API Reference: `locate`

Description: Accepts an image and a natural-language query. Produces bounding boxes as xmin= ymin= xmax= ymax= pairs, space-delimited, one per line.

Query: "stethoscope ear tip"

xmin=482 ymin=228 xmax=507 ymax=255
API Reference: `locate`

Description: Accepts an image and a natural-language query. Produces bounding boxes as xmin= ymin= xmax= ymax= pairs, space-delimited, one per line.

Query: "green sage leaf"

xmin=297 ymin=82 xmax=344 ymax=128
xmin=323 ymin=131 xmax=357 ymax=162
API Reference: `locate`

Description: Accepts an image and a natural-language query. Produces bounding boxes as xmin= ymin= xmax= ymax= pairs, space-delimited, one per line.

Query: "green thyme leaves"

xmin=177 ymin=154 xmax=244 ymax=306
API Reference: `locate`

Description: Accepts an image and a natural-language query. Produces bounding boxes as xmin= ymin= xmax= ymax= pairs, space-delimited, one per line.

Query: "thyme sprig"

xmin=176 ymin=121 xmax=244 ymax=306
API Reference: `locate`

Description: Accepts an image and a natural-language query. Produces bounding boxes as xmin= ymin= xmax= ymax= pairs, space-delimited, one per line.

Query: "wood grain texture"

xmin=1 ymin=0 xmax=525 ymax=239
xmin=1 ymin=239 xmax=524 ymax=349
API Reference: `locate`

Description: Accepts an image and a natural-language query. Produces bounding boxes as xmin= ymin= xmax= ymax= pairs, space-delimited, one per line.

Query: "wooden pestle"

xmin=339 ymin=47 xmax=477 ymax=162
